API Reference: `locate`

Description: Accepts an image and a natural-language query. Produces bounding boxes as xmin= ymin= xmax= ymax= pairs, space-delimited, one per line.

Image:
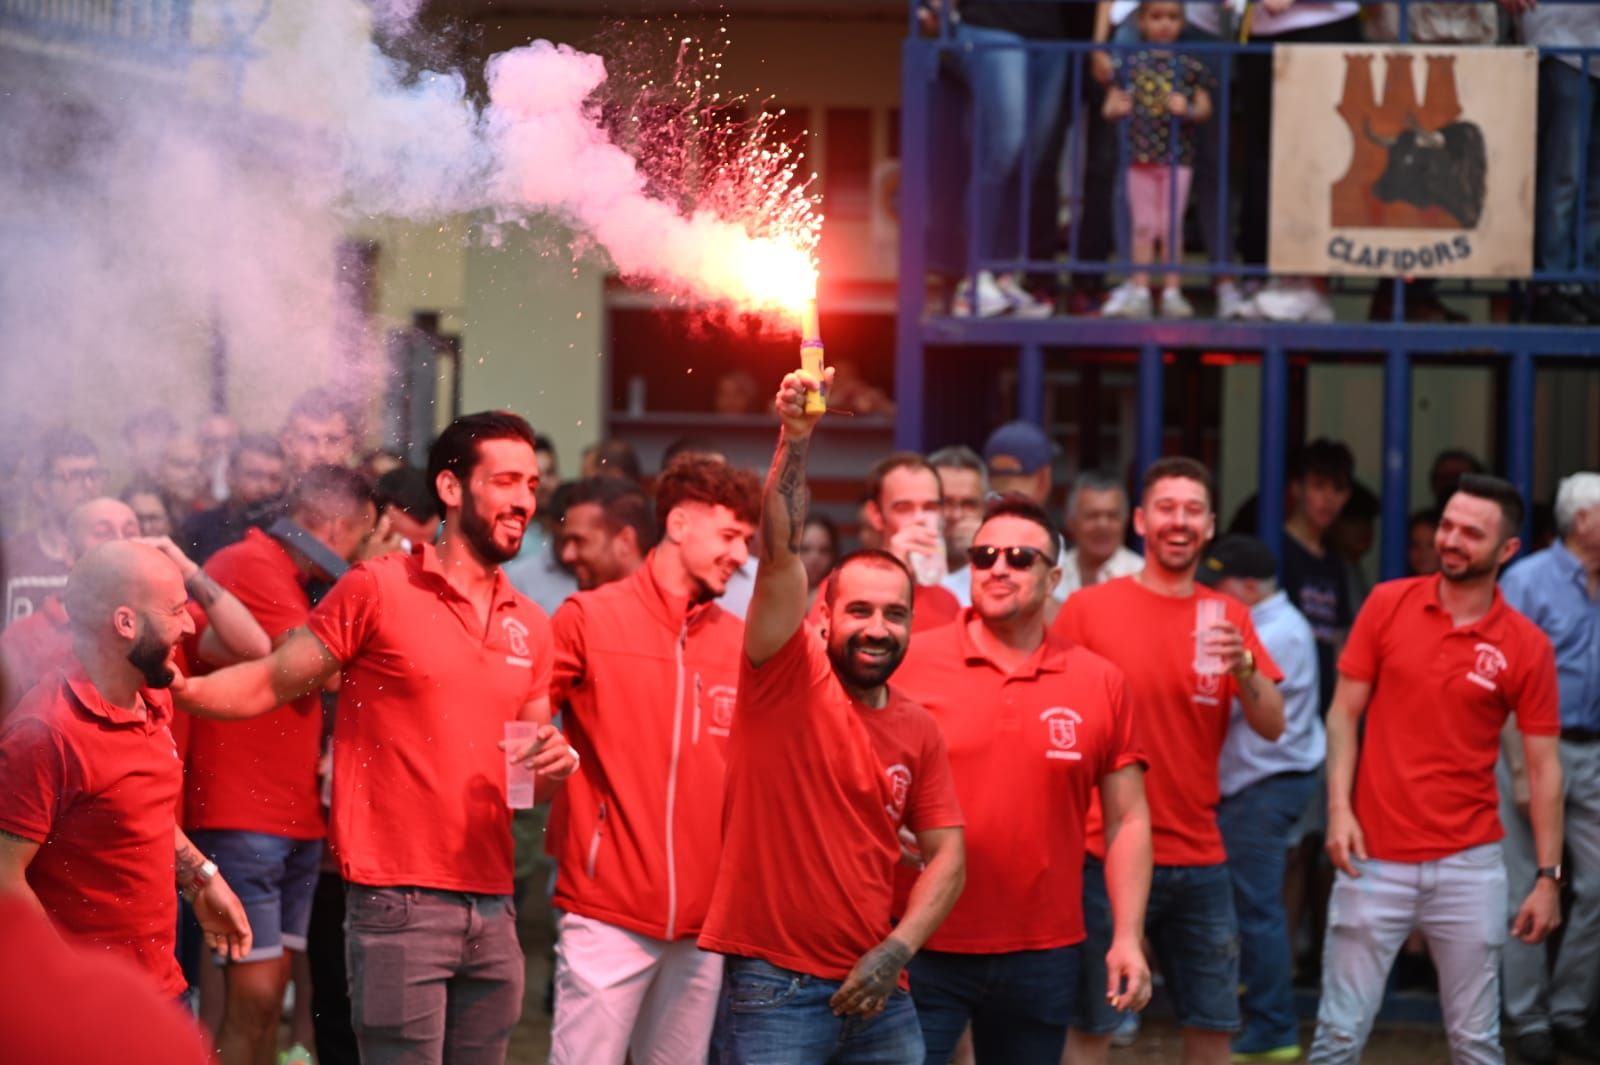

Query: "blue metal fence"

xmin=896 ymin=0 xmax=1600 ymax=576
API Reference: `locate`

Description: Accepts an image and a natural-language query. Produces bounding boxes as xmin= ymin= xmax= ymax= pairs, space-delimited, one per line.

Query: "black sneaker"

xmin=1530 ymin=286 xmax=1590 ymax=325
xmin=1555 ymin=1025 xmax=1600 ymax=1063
xmin=1513 ymin=1029 xmax=1557 ymax=1065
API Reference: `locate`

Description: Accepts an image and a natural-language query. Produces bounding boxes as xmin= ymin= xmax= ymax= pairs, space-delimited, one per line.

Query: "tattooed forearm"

xmin=185 ymin=571 xmax=222 ymax=609
xmin=760 ymin=430 xmax=811 ymax=561
xmin=175 ymin=838 xmax=206 ymax=885
xmin=0 ymin=828 xmax=37 ymax=846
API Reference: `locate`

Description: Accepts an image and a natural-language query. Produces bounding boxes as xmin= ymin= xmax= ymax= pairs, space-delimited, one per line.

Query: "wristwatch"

xmin=1231 ymin=649 xmax=1256 ymax=681
xmin=187 ymin=859 xmax=218 ymax=896
xmin=1536 ymin=864 xmax=1564 ymax=885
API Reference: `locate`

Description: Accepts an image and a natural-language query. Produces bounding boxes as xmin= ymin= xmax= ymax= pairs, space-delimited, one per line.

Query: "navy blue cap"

xmin=983 ymin=421 xmax=1054 ymax=476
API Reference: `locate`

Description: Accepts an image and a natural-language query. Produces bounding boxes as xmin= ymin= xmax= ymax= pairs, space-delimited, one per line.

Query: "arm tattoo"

xmin=175 ymin=839 xmax=206 ymax=884
xmin=856 ymin=939 xmax=911 ymax=999
xmin=185 ymin=571 xmax=221 ymax=609
xmin=0 ymin=828 xmax=36 ymax=845
xmin=760 ymin=432 xmax=810 ymax=561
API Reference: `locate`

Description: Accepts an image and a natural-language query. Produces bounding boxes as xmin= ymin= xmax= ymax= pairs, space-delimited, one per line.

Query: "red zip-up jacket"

xmin=547 ymin=558 xmax=744 ymax=941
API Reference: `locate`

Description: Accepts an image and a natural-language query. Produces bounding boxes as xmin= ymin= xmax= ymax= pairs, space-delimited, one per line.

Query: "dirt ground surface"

xmin=503 ymin=904 xmax=1463 ymax=1065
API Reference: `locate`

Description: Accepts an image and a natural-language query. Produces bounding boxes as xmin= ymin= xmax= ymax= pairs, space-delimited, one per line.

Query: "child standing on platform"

xmin=1101 ymin=0 xmax=1213 ymax=319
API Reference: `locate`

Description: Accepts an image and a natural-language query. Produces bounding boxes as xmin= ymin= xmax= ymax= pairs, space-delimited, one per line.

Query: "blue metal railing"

xmin=897 ymin=0 xmax=1600 ymax=577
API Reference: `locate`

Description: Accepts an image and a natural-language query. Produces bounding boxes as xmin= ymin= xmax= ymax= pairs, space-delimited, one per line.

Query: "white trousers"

xmin=548 ymin=911 xmax=724 ymax=1065
xmin=1308 ymin=843 xmax=1508 ymax=1065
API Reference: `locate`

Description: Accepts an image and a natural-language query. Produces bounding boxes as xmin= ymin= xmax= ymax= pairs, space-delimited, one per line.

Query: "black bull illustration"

xmin=1363 ymin=116 xmax=1487 ymax=228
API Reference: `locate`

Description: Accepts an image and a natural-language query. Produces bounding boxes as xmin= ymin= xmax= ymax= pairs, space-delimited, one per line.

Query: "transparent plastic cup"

xmin=908 ymin=511 xmax=948 ymax=587
xmin=505 ymin=721 xmax=539 ymax=810
xmin=1194 ymin=597 xmax=1227 ymax=675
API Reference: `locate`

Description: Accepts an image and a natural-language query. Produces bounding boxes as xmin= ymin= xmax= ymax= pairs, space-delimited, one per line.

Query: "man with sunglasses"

xmin=892 ymin=494 xmax=1154 ymax=1064
xmin=700 ymin=370 xmax=966 ymax=1064
xmin=1053 ymin=456 xmax=1285 ymax=1065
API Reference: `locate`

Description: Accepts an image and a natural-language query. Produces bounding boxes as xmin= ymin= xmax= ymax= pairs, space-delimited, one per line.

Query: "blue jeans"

xmin=908 ymin=946 xmax=1077 ymax=1065
xmin=1535 ymin=57 xmax=1600 ymax=274
xmin=713 ymin=956 xmax=925 ymax=1065
xmin=1218 ymin=771 xmax=1318 ymax=1053
xmin=1078 ymin=858 xmax=1241 ymax=1034
xmin=957 ymin=23 xmax=1070 ymax=265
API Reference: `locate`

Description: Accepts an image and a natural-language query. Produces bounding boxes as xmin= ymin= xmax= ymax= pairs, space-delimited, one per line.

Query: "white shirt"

xmin=1520 ymin=4 xmax=1600 ymax=75
xmin=1054 ymin=544 xmax=1144 ymax=602
xmin=1185 ymin=0 xmax=1360 ymax=38
xmin=1218 ymin=590 xmax=1327 ymax=796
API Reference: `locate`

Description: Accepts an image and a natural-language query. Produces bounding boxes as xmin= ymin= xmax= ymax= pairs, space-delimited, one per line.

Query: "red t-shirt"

xmin=0 ymin=594 xmax=71 ymax=716
xmin=184 ymin=529 xmax=323 ymax=839
xmin=698 ymin=624 xmax=964 ymax=981
xmin=1341 ymin=575 xmax=1560 ymax=862
xmin=893 ymin=615 xmax=1145 ymax=952
xmin=1053 ymin=576 xmax=1281 ymax=866
xmin=0 ymin=668 xmax=186 ymax=996
xmin=0 ymin=895 xmax=210 ymax=1064
xmin=2 ymin=530 xmax=69 ymax=628
xmin=307 ymin=544 xmax=553 ymax=894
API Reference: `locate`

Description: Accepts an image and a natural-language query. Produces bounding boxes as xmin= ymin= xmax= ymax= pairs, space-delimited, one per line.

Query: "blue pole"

xmin=1258 ymin=346 xmax=1288 ymax=566
xmin=895 ymin=37 xmax=936 ymax=451
xmin=1138 ymin=343 xmax=1164 ymax=477
xmin=1379 ymin=349 xmax=1411 ymax=580
xmin=1018 ymin=344 xmax=1045 ymax=425
xmin=1507 ymin=350 xmax=1536 ymax=550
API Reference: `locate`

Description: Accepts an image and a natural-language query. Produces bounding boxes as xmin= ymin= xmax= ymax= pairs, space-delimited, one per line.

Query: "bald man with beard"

xmin=0 ymin=498 xmax=269 ymax=717
xmin=0 ymin=541 xmax=253 ymax=998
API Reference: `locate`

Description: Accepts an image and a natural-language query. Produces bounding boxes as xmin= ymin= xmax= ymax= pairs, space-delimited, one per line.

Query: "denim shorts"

xmin=189 ymin=830 xmax=322 ymax=964
xmin=1078 ymin=857 xmax=1241 ymax=1033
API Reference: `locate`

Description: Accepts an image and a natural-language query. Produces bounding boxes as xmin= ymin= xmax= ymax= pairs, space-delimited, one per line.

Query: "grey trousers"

xmin=1309 ymin=843 xmax=1508 ymax=1065
xmin=1499 ymin=738 xmax=1600 ymax=1034
xmin=345 ymin=885 xmax=525 ymax=1065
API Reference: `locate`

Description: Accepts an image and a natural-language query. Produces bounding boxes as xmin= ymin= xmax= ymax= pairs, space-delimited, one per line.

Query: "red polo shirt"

xmin=184 ymin=529 xmax=323 ymax=839
xmin=698 ymin=624 xmax=963 ymax=981
xmin=893 ymin=615 xmax=1144 ymax=952
xmin=0 ymin=668 xmax=186 ymax=996
xmin=1341 ymin=575 xmax=1559 ymax=862
xmin=1053 ymin=576 xmax=1281 ymax=866
xmin=307 ymin=544 xmax=553 ymax=894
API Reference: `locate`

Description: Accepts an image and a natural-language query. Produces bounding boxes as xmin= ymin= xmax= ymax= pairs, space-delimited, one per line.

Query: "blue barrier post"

xmin=1507 ymin=350 xmax=1537 ymax=550
xmin=1258 ymin=346 xmax=1288 ymax=564
xmin=1380 ymin=349 xmax=1412 ymax=580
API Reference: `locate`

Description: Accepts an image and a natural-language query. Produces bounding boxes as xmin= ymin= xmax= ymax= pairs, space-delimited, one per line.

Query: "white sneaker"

xmin=1216 ymin=279 xmax=1257 ymax=320
xmin=1111 ymin=1009 xmax=1142 ymax=1048
xmin=1160 ymin=286 xmax=1194 ymax=319
xmin=1253 ymin=279 xmax=1335 ymax=323
xmin=954 ymin=270 xmax=1011 ymax=317
xmin=1100 ymin=281 xmax=1152 ymax=318
xmin=995 ymin=274 xmax=1053 ymax=318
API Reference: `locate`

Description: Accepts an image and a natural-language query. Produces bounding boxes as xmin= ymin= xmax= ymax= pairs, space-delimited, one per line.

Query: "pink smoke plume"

xmin=484 ymin=41 xmax=819 ymax=312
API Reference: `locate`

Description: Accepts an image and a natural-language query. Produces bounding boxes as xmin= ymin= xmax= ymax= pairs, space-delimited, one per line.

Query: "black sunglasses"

xmin=967 ymin=545 xmax=1049 ymax=570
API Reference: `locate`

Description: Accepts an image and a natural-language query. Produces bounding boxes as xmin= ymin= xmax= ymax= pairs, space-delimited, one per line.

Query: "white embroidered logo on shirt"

xmin=885 ymin=763 xmax=914 ymax=819
xmin=1193 ymin=670 xmax=1222 ymax=706
xmin=1468 ymin=642 xmax=1507 ymax=692
xmin=708 ymin=685 xmax=737 ymax=733
xmin=502 ymin=617 xmax=531 ymax=658
xmin=1040 ymin=707 xmax=1085 ymax=761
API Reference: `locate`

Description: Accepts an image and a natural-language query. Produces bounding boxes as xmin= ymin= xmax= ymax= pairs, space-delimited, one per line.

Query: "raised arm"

xmin=173 ymin=627 xmax=340 ymax=720
xmin=139 ymin=537 xmax=272 ymax=665
xmin=1324 ymin=674 xmax=1373 ymax=875
xmin=746 ymin=369 xmax=831 ymax=666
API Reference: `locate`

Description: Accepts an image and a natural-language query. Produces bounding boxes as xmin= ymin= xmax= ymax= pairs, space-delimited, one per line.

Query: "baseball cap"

xmin=983 ymin=421 xmax=1055 ymax=476
xmin=1196 ymin=534 xmax=1279 ymax=587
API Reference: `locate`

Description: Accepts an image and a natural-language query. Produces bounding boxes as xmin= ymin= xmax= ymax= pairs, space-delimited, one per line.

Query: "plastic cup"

xmin=505 ymin=721 xmax=539 ymax=810
xmin=1194 ymin=597 xmax=1227 ymax=675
